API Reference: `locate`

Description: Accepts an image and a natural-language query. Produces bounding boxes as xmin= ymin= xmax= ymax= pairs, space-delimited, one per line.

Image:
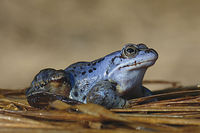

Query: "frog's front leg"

xmin=26 ymin=68 xmax=81 ymax=108
xmin=86 ymin=81 xmax=127 ymax=109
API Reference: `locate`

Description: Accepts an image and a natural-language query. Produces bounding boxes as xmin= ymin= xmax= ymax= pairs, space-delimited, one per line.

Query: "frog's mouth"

xmin=119 ymin=59 xmax=157 ymax=71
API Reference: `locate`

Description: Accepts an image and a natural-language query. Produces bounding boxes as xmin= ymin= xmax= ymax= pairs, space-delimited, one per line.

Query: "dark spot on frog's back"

xmin=92 ymin=62 xmax=96 ymax=66
xmin=82 ymin=96 xmax=86 ymax=101
xmin=70 ymin=69 xmax=75 ymax=73
xmin=88 ymin=69 xmax=93 ymax=73
xmin=80 ymin=89 xmax=84 ymax=92
xmin=73 ymin=91 xmax=78 ymax=97
xmin=98 ymin=57 xmax=105 ymax=63
xmin=111 ymin=57 xmax=116 ymax=63
xmin=93 ymin=68 xmax=96 ymax=70
xmin=82 ymin=71 xmax=86 ymax=75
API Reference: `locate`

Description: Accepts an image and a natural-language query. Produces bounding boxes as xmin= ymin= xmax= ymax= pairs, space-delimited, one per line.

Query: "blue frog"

xmin=26 ymin=43 xmax=158 ymax=109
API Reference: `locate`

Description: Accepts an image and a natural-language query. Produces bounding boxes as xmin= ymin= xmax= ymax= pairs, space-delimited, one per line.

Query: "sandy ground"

xmin=0 ymin=0 xmax=200 ymax=90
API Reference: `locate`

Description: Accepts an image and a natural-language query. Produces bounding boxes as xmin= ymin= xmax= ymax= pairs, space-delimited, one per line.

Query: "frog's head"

xmin=107 ymin=43 xmax=158 ymax=94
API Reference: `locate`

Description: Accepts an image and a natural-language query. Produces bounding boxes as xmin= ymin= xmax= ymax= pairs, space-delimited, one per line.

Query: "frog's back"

xmin=65 ymin=62 xmax=90 ymax=77
xmin=65 ymin=60 xmax=102 ymax=78
xmin=64 ymin=59 xmax=106 ymax=103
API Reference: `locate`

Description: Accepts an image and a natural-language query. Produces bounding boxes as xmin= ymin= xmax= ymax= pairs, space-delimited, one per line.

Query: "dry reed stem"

xmin=0 ymin=84 xmax=200 ymax=132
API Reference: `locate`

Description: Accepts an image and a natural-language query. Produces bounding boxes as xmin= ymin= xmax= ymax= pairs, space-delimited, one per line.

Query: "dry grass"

xmin=0 ymin=81 xmax=200 ymax=133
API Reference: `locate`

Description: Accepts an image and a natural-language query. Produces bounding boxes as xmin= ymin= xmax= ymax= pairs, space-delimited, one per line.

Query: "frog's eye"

xmin=123 ymin=45 xmax=138 ymax=58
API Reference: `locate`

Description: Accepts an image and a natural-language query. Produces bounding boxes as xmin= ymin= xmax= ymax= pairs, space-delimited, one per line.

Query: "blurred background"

xmin=0 ymin=0 xmax=200 ymax=90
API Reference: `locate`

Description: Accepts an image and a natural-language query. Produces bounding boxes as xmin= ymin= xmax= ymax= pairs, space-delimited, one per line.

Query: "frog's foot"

xmin=86 ymin=80 xmax=127 ymax=109
xmin=26 ymin=68 xmax=78 ymax=108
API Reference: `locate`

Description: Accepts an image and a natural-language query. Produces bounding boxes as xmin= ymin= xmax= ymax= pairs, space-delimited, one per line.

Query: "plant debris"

xmin=0 ymin=81 xmax=200 ymax=133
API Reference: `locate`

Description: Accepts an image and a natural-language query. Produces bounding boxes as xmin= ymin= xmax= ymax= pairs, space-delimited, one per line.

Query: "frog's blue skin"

xmin=26 ymin=43 xmax=158 ymax=109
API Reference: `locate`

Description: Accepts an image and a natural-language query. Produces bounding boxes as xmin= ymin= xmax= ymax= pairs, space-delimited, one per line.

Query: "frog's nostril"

xmin=144 ymin=49 xmax=158 ymax=55
xmin=145 ymin=49 xmax=151 ymax=53
xmin=149 ymin=49 xmax=158 ymax=56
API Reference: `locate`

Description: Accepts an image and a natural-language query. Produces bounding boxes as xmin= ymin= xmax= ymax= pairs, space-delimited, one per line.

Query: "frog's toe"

xmin=26 ymin=68 xmax=73 ymax=108
xmin=86 ymin=81 xmax=126 ymax=109
xmin=27 ymin=93 xmax=82 ymax=108
xmin=26 ymin=92 xmax=56 ymax=108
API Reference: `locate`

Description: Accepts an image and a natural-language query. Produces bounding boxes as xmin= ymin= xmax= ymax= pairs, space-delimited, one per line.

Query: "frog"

xmin=25 ymin=43 xmax=158 ymax=109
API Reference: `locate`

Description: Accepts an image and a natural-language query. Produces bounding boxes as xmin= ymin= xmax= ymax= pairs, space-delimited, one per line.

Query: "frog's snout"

xmin=145 ymin=48 xmax=158 ymax=58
